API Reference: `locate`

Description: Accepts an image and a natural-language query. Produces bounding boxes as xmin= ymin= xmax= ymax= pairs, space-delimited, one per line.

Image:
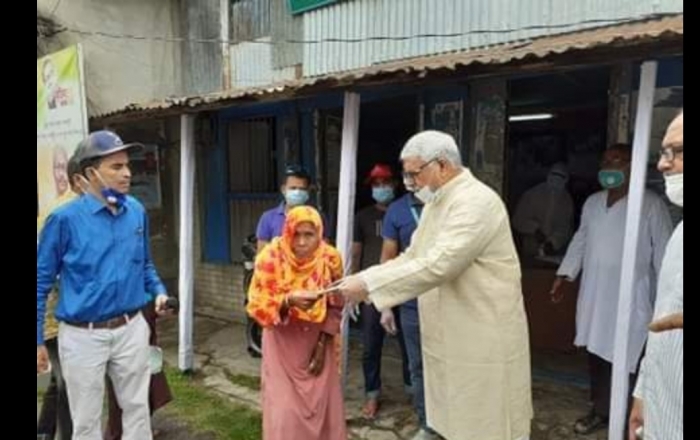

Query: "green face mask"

xmin=598 ymin=169 xmax=625 ymax=189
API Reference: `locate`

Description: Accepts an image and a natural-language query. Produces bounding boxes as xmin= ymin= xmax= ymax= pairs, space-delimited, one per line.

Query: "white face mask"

xmin=415 ymin=186 xmax=435 ymax=204
xmin=664 ymin=173 xmax=683 ymax=207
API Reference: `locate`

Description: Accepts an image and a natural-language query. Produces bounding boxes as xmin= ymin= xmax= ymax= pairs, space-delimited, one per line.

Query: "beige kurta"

xmin=360 ymin=168 xmax=533 ymax=440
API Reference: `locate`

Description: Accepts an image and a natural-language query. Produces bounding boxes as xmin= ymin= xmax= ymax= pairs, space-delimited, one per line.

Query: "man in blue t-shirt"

xmin=380 ymin=181 xmax=439 ymax=439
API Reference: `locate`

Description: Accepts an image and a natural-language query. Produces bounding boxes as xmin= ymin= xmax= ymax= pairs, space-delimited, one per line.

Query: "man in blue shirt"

xmin=37 ymin=130 xmax=169 ymax=440
xmin=255 ymin=165 xmax=330 ymax=252
xmin=380 ymin=181 xmax=439 ymax=440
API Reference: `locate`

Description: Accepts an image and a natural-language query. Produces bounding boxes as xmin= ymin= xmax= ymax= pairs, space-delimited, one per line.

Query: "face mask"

xmin=87 ymin=168 xmax=126 ymax=208
xmin=372 ymin=186 xmax=395 ymax=204
xmin=415 ymin=186 xmax=435 ymax=204
xmin=664 ymin=173 xmax=683 ymax=207
xmin=546 ymin=175 xmax=567 ymax=192
xmin=598 ymin=169 xmax=625 ymax=189
xmin=285 ymin=189 xmax=309 ymax=207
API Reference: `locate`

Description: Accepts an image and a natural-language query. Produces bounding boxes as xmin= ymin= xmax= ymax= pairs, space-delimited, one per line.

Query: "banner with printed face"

xmin=37 ymin=45 xmax=88 ymax=235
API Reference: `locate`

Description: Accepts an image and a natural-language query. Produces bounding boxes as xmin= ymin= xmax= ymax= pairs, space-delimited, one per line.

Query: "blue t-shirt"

xmin=382 ymin=193 xmax=423 ymax=309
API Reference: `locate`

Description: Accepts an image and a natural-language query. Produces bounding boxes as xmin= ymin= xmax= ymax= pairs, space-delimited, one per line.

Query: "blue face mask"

xmin=285 ymin=189 xmax=309 ymax=207
xmin=101 ymin=188 xmax=126 ymax=208
xmin=372 ymin=186 xmax=395 ymax=204
xmin=598 ymin=169 xmax=626 ymax=189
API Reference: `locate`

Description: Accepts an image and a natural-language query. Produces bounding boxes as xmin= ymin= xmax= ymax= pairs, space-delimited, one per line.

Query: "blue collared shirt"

xmin=256 ymin=203 xmax=332 ymax=242
xmin=37 ymin=194 xmax=166 ymax=345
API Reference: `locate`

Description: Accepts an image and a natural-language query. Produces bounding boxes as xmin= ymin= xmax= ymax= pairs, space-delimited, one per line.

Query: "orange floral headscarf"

xmin=246 ymin=206 xmax=343 ymax=327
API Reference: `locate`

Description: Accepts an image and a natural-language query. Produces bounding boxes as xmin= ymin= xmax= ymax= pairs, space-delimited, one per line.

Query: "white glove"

xmin=380 ymin=309 xmax=397 ymax=335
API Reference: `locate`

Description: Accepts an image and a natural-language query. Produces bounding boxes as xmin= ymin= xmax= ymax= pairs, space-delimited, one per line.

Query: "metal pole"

xmin=178 ymin=113 xmax=196 ymax=372
xmin=335 ymin=91 xmax=361 ymax=392
xmin=608 ymin=60 xmax=658 ymax=440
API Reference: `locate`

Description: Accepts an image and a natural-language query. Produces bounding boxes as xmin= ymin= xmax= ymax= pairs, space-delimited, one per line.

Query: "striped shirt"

xmin=634 ymin=221 xmax=683 ymax=440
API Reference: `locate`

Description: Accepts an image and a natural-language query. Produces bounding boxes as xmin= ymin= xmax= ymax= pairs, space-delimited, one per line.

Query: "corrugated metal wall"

xmin=270 ymin=0 xmax=304 ymax=69
xmin=231 ymin=0 xmax=272 ymax=42
xmin=181 ymin=0 xmax=222 ymax=95
xmin=229 ymin=0 xmax=301 ymax=88
xmin=302 ymin=0 xmax=683 ymax=77
xmin=230 ymin=39 xmax=297 ymax=88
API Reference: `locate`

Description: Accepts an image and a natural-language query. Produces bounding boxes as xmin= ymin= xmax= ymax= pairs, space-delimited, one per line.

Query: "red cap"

xmin=365 ymin=164 xmax=394 ymax=185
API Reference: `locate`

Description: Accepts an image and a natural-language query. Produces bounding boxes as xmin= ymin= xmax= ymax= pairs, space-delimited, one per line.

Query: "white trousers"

xmin=58 ymin=312 xmax=152 ymax=440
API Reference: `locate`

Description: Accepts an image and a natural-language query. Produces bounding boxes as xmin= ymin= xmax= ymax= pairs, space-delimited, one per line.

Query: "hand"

xmin=155 ymin=294 xmax=171 ymax=316
xmin=336 ymin=275 xmax=369 ymax=304
xmin=628 ymin=398 xmax=644 ymax=440
xmin=380 ymin=309 xmax=397 ymax=335
xmin=649 ymin=312 xmax=683 ymax=332
xmin=37 ymin=345 xmax=49 ymax=375
xmin=549 ymin=276 xmax=566 ymax=304
xmin=308 ymin=335 xmax=327 ymax=376
xmin=287 ymin=291 xmax=320 ymax=311
xmin=343 ymin=301 xmax=361 ymax=322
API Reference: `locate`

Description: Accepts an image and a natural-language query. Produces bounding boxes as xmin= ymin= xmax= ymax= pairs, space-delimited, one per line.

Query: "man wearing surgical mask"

xmin=256 ymin=165 xmax=330 ymax=252
xmin=550 ymin=143 xmax=673 ymax=435
xmin=351 ymin=163 xmax=411 ymax=420
xmin=629 ymin=110 xmax=683 ymax=440
xmin=512 ymin=163 xmax=575 ymax=259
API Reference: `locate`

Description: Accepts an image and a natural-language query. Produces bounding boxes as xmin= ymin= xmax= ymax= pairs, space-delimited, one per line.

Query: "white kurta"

xmin=512 ymin=182 xmax=575 ymax=251
xmin=634 ymin=222 xmax=683 ymax=440
xmin=360 ymin=169 xmax=532 ymax=440
xmin=557 ymin=190 xmax=672 ymax=372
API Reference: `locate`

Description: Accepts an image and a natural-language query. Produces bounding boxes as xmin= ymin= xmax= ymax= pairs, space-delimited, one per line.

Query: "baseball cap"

xmin=78 ymin=130 xmax=143 ymax=163
xmin=364 ymin=164 xmax=394 ymax=185
xmin=284 ymin=164 xmax=311 ymax=181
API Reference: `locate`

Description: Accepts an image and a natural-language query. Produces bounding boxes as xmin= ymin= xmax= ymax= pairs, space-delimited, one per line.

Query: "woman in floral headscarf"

xmin=247 ymin=206 xmax=347 ymax=440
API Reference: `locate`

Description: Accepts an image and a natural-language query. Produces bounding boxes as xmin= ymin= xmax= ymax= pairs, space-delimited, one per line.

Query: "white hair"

xmin=400 ymin=130 xmax=463 ymax=166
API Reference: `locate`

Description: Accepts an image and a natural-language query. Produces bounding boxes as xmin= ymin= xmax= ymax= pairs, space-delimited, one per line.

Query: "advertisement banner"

xmin=37 ymin=45 xmax=88 ymax=234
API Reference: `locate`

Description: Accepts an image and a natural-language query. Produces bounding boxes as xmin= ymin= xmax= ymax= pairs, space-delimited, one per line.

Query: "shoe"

xmin=573 ymin=410 xmax=609 ymax=435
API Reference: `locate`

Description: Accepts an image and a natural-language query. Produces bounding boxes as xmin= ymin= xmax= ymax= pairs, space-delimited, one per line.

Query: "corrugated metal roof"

xmin=92 ymin=15 xmax=682 ymax=122
xmin=301 ymin=0 xmax=683 ymax=77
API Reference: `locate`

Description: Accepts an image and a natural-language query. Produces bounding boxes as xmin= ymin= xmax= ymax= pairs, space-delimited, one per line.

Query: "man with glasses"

xmin=550 ymin=143 xmax=673 ymax=435
xmin=334 ymin=130 xmax=534 ymax=440
xmin=629 ymin=110 xmax=683 ymax=440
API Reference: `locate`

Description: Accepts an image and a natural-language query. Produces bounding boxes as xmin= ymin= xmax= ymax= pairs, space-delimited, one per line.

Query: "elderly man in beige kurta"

xmin=337 ymin=130 xmax=533 ymax=440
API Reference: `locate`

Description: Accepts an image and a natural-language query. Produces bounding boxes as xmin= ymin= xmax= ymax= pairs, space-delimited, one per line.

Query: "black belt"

xmin=65 ymin=310 xmax=140 ymax=330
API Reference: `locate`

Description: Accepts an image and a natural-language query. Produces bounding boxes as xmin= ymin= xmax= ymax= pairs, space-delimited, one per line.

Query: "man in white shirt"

xmin=550 ymin=143 xmax=673 ymax=435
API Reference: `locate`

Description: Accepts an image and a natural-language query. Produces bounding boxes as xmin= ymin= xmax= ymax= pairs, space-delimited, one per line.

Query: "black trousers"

xmin=588 ymin=352 xmax=639 ymax=418
xmin=360 ymin=302 xmax=411 ymax=397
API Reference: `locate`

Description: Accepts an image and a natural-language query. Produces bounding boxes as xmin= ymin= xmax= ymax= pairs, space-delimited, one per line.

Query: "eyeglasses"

xmin=658 ymin=146 xmax=683 ymax=162
xmin=402 ymin=159 xmax=437 ymax=181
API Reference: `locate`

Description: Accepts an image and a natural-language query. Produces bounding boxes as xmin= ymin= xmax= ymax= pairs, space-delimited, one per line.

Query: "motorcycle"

xmin=242 ymin=234 xmax=263 ymax=358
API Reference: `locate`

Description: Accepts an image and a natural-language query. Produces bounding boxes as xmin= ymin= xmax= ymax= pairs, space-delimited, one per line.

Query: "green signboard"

xmin=289 ymin=0 xmax=338 ymax=15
